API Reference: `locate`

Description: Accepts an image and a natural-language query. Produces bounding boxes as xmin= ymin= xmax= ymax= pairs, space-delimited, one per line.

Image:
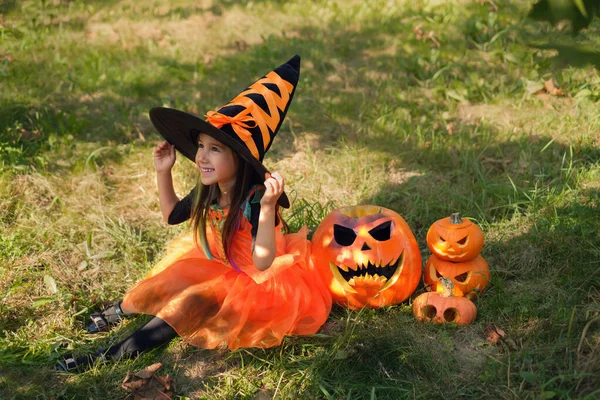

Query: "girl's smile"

xmin=195 ymin=133 xmax=238 ymax=190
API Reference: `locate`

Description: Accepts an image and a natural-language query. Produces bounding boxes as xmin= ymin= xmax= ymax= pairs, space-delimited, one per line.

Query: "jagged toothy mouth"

xmin=329 ymin=251 xmax=405 ymax=293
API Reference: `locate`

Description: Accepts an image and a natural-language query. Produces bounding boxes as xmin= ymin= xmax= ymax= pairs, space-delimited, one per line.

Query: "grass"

xmin=1 ymin=0 xmax=599 ymax=398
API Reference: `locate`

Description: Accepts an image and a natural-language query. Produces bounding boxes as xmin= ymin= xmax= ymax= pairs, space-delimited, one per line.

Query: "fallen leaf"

xmin=413 ymin=23 xmax=424 ymax=39
xmin=543 ymin=78 xmax=564 ymax=96
xmin=122 ymin=379 xmax=146 ymax=391
xmin=134 ymin=362 xmax=162 ymax=379
xmin=122 ymin=370 xmax=134 ymax=384
xmin=136 ymin=385 xmax=163 ymax=399
xmin=485 ymin=324 xmax=505 ymax=345
xmin=154 ymin=374 xmax=172 ymax=390
xmin=43 ymin=275 xmax=58 ymax=295
xmin=123 ymin=363 xmax=175 ymax=399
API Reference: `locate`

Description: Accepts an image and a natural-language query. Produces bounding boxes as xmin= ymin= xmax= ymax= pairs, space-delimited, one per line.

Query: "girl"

xmin=56 ymin=55 xmax=332 ymax=372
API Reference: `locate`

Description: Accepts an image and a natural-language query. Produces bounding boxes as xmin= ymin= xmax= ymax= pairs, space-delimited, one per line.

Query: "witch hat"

xmin=149 ymin=55 xmax=301 ymax=208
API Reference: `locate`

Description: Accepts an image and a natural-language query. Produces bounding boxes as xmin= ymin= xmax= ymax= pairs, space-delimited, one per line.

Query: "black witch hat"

xmin=149 ymin=55 xmax=301 ymax=208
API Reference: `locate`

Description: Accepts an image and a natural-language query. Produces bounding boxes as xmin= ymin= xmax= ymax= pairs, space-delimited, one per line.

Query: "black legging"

xmin=104 ymin=316 xmax=178 ymax=360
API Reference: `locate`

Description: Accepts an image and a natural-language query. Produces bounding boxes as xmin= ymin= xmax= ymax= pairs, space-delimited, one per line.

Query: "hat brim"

xmin=149 ymin=107 xmax=290 ymax=208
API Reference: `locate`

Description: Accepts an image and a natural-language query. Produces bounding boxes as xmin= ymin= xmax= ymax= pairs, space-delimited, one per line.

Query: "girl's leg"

xmin=57 ymin=317 xmax=178 ymax=372
xmin=103 ymin=316 xmax=178 ymax=360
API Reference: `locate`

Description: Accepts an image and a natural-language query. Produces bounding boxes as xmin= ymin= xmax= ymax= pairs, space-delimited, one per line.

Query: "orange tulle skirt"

xmin=122 ymin=220 xmax=332 ymax=350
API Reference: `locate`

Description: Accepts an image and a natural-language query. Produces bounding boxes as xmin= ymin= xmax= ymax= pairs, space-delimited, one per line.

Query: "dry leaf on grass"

xmin=135 ymin=362 xmax=163 ymax=379
xmin=122 ymin=362 xmax=175 ymax=400
xmin=122 ymin=371 xmax=134 ymax=384
xmin=543 ymin=78 xmax=564 ymax=96
xmin=485 ymin=324 xmax=518 ymax=351
xmin=154 ymin=374 xmax=172 ymax=391
xmin=485 ymin=324 xmax=506 ymax=345
xmin=122 ymin=379 xmax=146 ymax=392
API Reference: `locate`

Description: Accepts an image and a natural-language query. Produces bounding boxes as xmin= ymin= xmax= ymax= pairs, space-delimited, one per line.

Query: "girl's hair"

xmin=191 ymin=148 xmax=288 ymax=268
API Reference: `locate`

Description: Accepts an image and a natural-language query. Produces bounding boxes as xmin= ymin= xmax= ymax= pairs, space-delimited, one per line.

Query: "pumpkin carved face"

xmin=426 ymin=213 xmax=483 ymax=262
xmin=413 ymin=278 xmax=477 ymax=325
xmin=311 ymin=205 xmax=421 ymax=309
xmin=424 ymin=255 xmax=490 ymax=297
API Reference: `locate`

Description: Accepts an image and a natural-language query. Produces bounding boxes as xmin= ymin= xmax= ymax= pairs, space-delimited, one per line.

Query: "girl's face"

xmin=195 ymin=134 xmax=239 ymax=189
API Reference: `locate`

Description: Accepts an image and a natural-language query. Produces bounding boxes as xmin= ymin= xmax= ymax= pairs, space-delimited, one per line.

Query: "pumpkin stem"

xmin=450 ymin=213 xmax=462 ymax=224
xmin=440 ymin=277 xmax=454 ymax=298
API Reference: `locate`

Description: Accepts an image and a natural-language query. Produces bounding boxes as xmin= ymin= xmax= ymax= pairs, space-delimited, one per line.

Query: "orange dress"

xmin=121 ymin=198 xmax=332 ymax=350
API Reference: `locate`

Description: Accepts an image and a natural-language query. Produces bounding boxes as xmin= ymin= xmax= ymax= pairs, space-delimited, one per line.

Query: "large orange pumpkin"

xmin=423 ymin=254 xmax=490 ymax=298
xmin=311 ymin=205 xmax=421 ymax=309
xmin=413 ymin=278 xmax=477 ymax=325
xmin=426 ymin=213 xmax=483 ymax=262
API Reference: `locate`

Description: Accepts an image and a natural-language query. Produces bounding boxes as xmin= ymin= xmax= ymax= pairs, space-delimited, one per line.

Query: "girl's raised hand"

xmin=260 ymin=172 xmax=284 ymax=208
xmin=154 ymin=142 xmax=176 ymax=172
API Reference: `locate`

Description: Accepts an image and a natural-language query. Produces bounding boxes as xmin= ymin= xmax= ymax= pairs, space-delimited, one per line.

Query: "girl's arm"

xmin=154 ymin=142 xmax=179 ymax=222
xmin=252 ymin=172 xmax=284 ymax=271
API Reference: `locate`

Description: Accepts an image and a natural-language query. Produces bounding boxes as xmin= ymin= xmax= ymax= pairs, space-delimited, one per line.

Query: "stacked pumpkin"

xmin=413 ymin=213 xmax=490 ymax=325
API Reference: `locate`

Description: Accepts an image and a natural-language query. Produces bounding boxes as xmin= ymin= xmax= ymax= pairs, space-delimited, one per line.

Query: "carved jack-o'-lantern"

xmin=424 ymin=254 xmax=490 ymax=298
xmin=413 ymin=278 xmax=477 ymax=325
xmin=426 ymin=213 xmax=484 ymax=262
xmin=311 ymin=205 xmax=421 ymax=309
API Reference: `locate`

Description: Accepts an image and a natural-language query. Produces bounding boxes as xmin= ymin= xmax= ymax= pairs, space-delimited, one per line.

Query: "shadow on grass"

xmin=529 ymin=42 xmax=600 ymax=69
xmin=0 ymin=0 xmax=18 ymax=14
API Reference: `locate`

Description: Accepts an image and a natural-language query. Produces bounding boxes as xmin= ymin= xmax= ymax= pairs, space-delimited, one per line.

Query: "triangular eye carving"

xmin=334 ymin=224 xmax=357 ymax=246
xmin=457 ymin=236 xmax=468 ymax=245
xmin=369 ymin=220 xmax=392 ymax=241
xmin=455 ymin=272 xmax=469 ymax=283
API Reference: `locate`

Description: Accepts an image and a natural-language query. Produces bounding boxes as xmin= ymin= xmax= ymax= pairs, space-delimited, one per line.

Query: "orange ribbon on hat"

xmin=205 ymin=108 xmax=257 ymax=143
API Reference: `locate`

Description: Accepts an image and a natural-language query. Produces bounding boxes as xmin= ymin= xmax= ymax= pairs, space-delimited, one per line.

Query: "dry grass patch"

xmin=457 ymin=102 xmax=518 ymax=130
xmin=83 ymin=4 xmax=303 ymax=62
xmin=456 ymin=96 xmax=593 ymax=146
xmin=387 ymin=159 xmax=423 ymax=185
xmin=276 ymin=145 xmax=392 ymax=207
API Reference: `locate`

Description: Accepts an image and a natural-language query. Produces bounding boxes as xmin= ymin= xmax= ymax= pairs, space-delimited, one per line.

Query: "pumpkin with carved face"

xmin=311 ymin=205 xmax=421 ymax=309
xmin=413 ymin=277 xmax=477 ymax=325
xmin=423 ymin=254 xmax=490 ymax=298
xmin=426 ymin=213 xmax=483 ymax=262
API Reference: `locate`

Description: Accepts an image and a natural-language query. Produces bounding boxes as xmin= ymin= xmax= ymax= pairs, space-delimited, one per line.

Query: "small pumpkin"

xmin=423 ymin=254 xmax=490 ymax=298
xmin=413 ymin=277 xmax=477 ymax=325
xmin=426 ymin=213 xmax=483 ymax=262
xmin=311 ymin=205 xmax=422 ymax=309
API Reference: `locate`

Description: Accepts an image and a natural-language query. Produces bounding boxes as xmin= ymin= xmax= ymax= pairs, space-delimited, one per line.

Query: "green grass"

xmin=1 ymin=0 xmax=600 ymax=398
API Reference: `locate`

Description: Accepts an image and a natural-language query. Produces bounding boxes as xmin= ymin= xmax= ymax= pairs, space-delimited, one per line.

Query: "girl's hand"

xmin=154 ymin=142 xmax=176 ymax=172
xmin=260 ymin=172 xmax=284 ymax=208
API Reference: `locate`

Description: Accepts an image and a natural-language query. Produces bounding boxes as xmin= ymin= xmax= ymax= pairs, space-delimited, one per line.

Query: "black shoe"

xmin=54 ymin=352 xmax=105 ymax=373
xmin=86 ymin=300 xmax=125 ymax=334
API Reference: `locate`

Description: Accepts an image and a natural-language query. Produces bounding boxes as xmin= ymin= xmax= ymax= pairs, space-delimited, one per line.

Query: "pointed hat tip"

xmin=286 ymin=55 xmax=301 ymax=72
